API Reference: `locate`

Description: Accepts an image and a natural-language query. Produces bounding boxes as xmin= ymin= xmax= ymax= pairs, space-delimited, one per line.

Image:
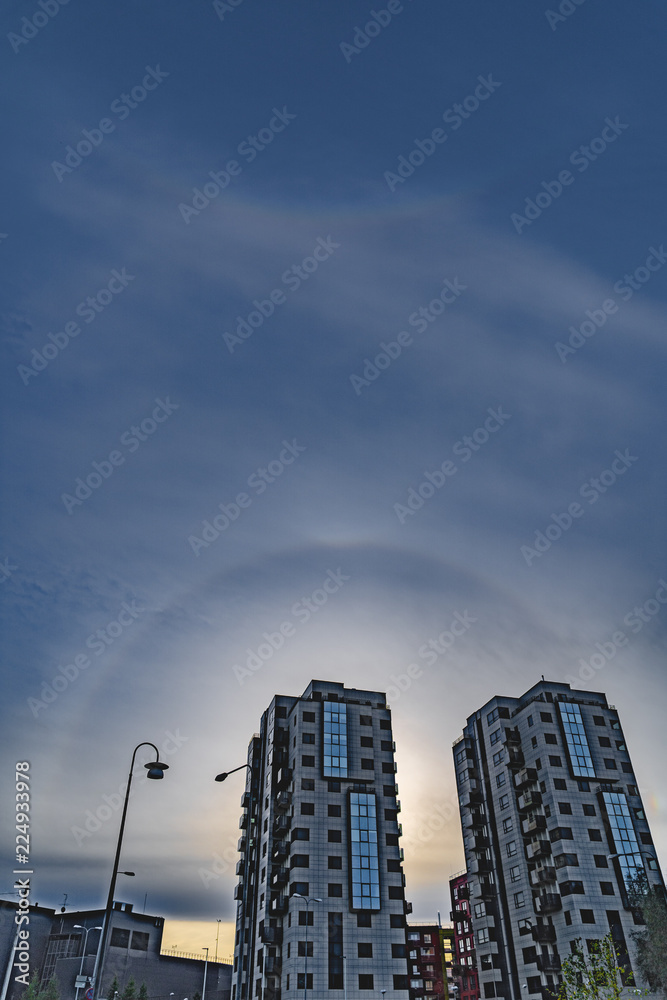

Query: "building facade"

xmin=0 ymin=900 xmax=232 ymax=1000
xmin=448 ymin=873 xmax=479 ymax=1000
xmin=230 ymin=681 xmax=411 ymax=1000
xmin=406 ymin=922 xmax=453 ymax=1000
xmin=453 ymin=680 xmax=664 ymax=1000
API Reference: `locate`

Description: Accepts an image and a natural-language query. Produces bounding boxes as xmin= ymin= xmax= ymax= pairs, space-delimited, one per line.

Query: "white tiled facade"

xmin=231 ymin=681 xmax=411 ymax=1000
xmin=454 ymin=680 xmax=664 ymax=1000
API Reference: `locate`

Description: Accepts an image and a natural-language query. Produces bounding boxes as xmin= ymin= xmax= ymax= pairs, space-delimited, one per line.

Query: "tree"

xmin=627 ymin=868 xmax=667 ymax=990
xmin=40 ymin=978 xmax=60 ymax=1000
xmin=556 ymin=934 xmax=641 ymax=1000
xmin=19 ymin=972 xmax=42 ymax=1000
xmin=107 ymin=975 xmax=120 ymax=1000
xmin=121 ymin=978 xmax=137 ymax=1000
xmin=138 ymin=984 xmax=148 ymax=1000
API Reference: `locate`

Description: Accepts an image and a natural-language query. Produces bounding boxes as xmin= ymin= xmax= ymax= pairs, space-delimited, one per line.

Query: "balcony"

xmin=265 ymin=957 xmax=282 ymax=975
xmin=272 ymin=843 xmax=289 ymax=862
xmin=473 ymin=835 xmax=489 ymax=851
xmin=274 ymin=727 xmax=289 ymax=746
xmin=275 ymin=790 xmax=292 ymax=812
xmin=517 ymin=790 xmax=543 ymax=812
xmin=234 ymin=883 xmax=244 ymax=900
xmin=507 ymin=748 xmax=525 ymax=770
xmin=514 ymin=768 xmax=538 ymax=791
xmin=537 ymin=955 xmax=562 ymax=973
xmin=451 ymin=908 xmax=468 ymax=923
xmin=526 ymin=839 xmax=551 ymax=860
xmin=504 ymin=727 xmax=521 ymax=745
xmin=259 ymin=925 xmax=282 ymax=945
xmin=241 ymin=791 xmax=251 ymax=809
xmin=534 ymin=893 xmax=562 ymax=914
xmin=276 ymin=767 xmax=292 ymax=789
xmin=530 ymin=866 xmax=556 ymax=887
xmin=531 ymin=924 xmax=556 ymax=944
xmin=522 ymin=814 xmax=547 ymax=836
xmin=470 ymin=856 xmax=492 ymax=874
xmin=237 ymin=837 xmax=247 ymax=853
xmin=271 ymin=869 xmax=289 ymax=888
xmin=236 ymin=859 xmax=245 ymax=876
xmin=239 ymin=813 xmax=248 ymax=829
xmin=457 ymin=885 xmax=470 ymax=899
xmin=404 ymin=900 xmax=413 ymax=914
xmin=273 ymin=815 xmax=291 ymax=838
xmin=472 ymin=881 xmax=495 ymax=900
xmin=269 ymin=895 xmax=288 ymax=915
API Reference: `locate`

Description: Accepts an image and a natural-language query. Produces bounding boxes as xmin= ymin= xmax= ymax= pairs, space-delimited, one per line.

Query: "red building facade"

xmin=449 ymin=873 xmax=479 ymax=1000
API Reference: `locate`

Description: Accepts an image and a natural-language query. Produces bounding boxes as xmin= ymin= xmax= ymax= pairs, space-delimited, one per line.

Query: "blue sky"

xmin=1 ymin=0 xmax=666 ymax=940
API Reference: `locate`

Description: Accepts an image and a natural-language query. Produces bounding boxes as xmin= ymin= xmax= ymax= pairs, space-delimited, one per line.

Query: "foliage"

xmin=107 ymin=976 xmax=120 ymax=999
xmin=40 ymin=979 xmax=60 ymax=1000
xmin=120 ymin=978 xmax=136 ymax=1000
xmin=138 ymin=984 xmax=149 ymax=1000
xmin=19 ymin=972 xmax=42 ymax=1000
xmin=627 ymin=868 xmax=667 ymax=990
xmin=556 ymin=934 xmax=640 ymax=1000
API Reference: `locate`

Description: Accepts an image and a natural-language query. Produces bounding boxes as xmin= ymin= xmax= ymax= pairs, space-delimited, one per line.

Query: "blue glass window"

xmin=323 ymin=702 xmax=348 ymax=778
xmin=558 ymin=703 xmax=595 ymax=778
xmin=349 ymin=792 xmax=380 ymax=910
xmin=602 ymin=790 xmax=644 ymax=888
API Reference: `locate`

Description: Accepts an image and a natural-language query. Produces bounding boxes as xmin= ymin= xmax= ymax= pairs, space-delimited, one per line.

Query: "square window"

xmin=600 ymin=882 xmax=615 ymax=896
xmin=506 ymin=841 xmax=517 ymax=857
xmin=384 ymin=784 xmax=397 ymax=797
xmin=327 ymin=780 xmax=341 ymax=792
xmin=357 ymin=912 xmax=372 ymax=928
xmin=554 ymin=778 xmax=567 ymax=790
xmin=499 ymin=794 xmax=509 ymax=810
xmin=474 ymin=903 xmax=486 ymax=918
xmin=599 ymin=736 xmax=611 ymax=748
xmin=502 ymin=818 xmax=513 ymax=833
xmin=292 ymin=827 xmax=310 ymax=841
xmin=381 ymin=740 xmax=393 ymax=751
xmin=510 ymin=865 xmax=521 ymax=882
xmin=492 ymin=751 xmax=504 ymax=766
xmin=549 ymin=755 xmax=563 ymax=767
xmin=301 ymin=802 xmax=315 ymax=815
xmin=580 ymin=909 xmax=596 ymax=923
xmin=302 ymin=733 xmax=315 ymax=744
xmin=385 ymin=809 xmax=398 ymax=821
xmin=514 ymin=891 xmax=525 ymax=908
xmin=496 ymin=773 xmax=506 ymax=788
xmin=328 ymin=883 xmax=343 ymax=897
xmin=489 ymin=729 xmax=502 ymax=746
xmin=540 ymin=712 xmax=553 ymax=723
xmin=588 ymin=829 xmax=602 ymax=842
xmin=621 ymin=762 xmax=633 ymax=773
xmin=382 ymin=762 xmax=395 ymax=774
xmin=297 ymin=974 xmax=312 ymax=990
xmin=291 ymin=881 xmax=309 ymax=896
xmin=583 ymin=804 xmax=596 ymax=816
xmin=386 ymin=834 xmax=399 ymax=846
xmin=390 ymin=914 xmax=405 ymax=928
xmin=328 ymin=804 xmax=341 ymax=817
xmin=391 ymin=943 xmax=406 ymax=958
xmin=130 ymin=931 xmax=148 ymax=951
xmin=593 ymin=715 xmax=606 ymax=726
xmin=360 ymin=716 xmax=372 ymax=726
xmin=110 ymin=929 xmax=130 ymax=948
xmin=388 ymin=886 xmax=403 ymax=899
xmin=559 ymin=802 xmax=572 ymax=815
xmin=303 ymin=711 xmax=315 ymax=722
xmin=360 ymin=736 xmax=374 ymax=748
xmin=358 ymin=943 xmax=373 ymax=958
xmin=301 ymin=779 xmax=315 ymax=791
xmin=361 ymin=758 xmax=374 ymax=770
xmin=328 ymin=856 xmax=342 ymax=869
xmin=298 ymin=911 xmax=314 ymax=926
xmin=393 ymin=977 xmax=409 ymax=991
xmin=577 ymin=780 xmax=590 ymax=792
xmin=594 ymin=855 xmax=609 ymax=868
xmin=290 ymin=854 xmax=309 ymax=868
xmin=302 ymin=755 xmax=315 ymax=767
xmin=297 ymin=941 xmax=313 ymax=957
xmin=387 ymin=859 xmax=402 ymax=873
xmin=487 ymin=708 xmax=499 ymax=726
xmin=328 ymin=830 xmax=341 ymax=843
xmin=604 ymin=759 xmax=618 ymax=770
xmin=545 ymin=733 xmax=558 ymax=745
xmin=379 ymin=719 xmax=391 ymax=730
xmin=358 ymin=975 xmax=374 ymax=990
xmin=640 ymin=833 xmax=653 ymax=845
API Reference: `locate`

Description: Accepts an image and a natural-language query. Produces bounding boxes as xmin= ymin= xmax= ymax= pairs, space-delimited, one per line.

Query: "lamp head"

xmin=145 ymin=760 xmax=169 ymax=779
xmin=214 ymin=772 xmax=229 ymax=782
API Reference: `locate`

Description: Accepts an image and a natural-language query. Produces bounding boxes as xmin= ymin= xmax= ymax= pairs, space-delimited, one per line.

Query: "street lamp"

xmin=215 ymin=920 xmax=221 ymax=963
xmin=214 ymin=764 xmax=252 ymax=782
xmin=73 ymin=925 xmax=103 ymax=1000
xmin=202 ymin=947 xmax=209 ymax=1000
xmin=92 ymin=742 xmax=169 ymax=1000
xmin=292 ymin=895 xmax=321 ymax=1000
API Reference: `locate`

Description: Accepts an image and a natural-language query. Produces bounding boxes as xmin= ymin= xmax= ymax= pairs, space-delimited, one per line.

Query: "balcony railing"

xmin=531 ymin=924 xmax=556 ymax=944
xmin=276 ymin=790 xmax=292 ymax=812
xmin=537 ymin=955 xmax=562 ymax=973
xmin=522 ymin=814 xmax=546 ymax=836
xmin=517 ymin=790 xmax=543 ymax=812
xmin=514 ymin=768 xmax=538 ymax=791
xmin=259 ymin=925 xmax=282 ymax=945
xmin=534 ymin=893 xmax=562 ymax=914
xmin=526 ymin=839 xmax=551 ymax=860
xmin=529 ymin=866 xmax=556 ymax=887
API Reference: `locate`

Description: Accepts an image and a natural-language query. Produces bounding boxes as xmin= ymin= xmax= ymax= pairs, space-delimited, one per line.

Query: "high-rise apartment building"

xmin=231 ymin=681 xmax=411 ymax=1000
xmin=453 ymin=680 xmax=664 ymax=999
xmin=406 ymin=922 xmax=452 ymax=1000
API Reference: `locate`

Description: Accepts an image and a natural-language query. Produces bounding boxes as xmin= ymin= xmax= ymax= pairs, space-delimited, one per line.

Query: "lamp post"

xmin=202 ymin=948 xmax=209 ymax=1000
xmin=215 ymin=920 xmax=221 ymax=964
xmin=92 ymin=742 xmax=169 ymax=1000
xmin=292 ymin=895 xmax=321 ymax=1000
xmin=73 ymin=925 xmax=103 ymax=1000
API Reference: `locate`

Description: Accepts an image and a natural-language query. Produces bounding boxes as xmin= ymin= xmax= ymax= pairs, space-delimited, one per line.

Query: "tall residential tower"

xmin=230 ymin=681 xmax=411 ymax=1000
xmin=453 ymin=680 xmax=663 ymax=999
